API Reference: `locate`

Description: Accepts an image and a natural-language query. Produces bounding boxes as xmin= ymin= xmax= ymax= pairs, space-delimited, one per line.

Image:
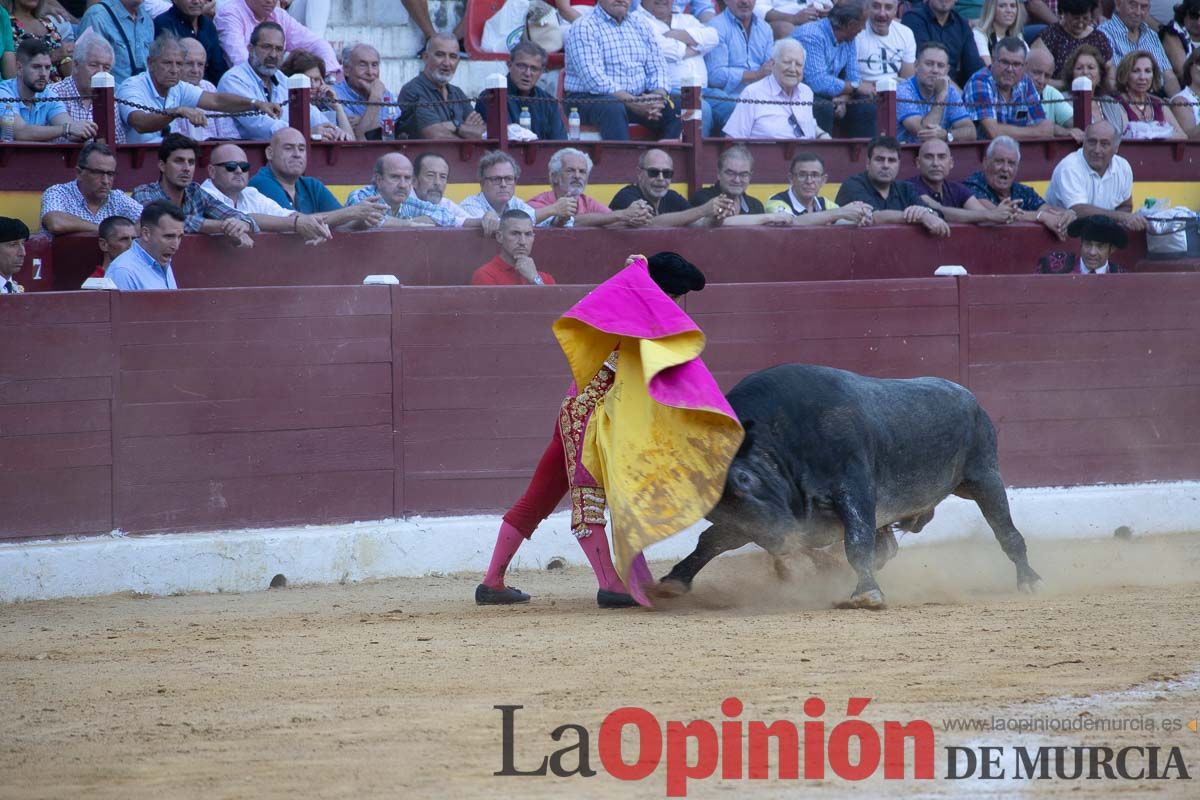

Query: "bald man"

xmin=345 ymin=153 xmax=458 ymax=227
xmin=201 ymin=142 xmax=332 ymax=243
xmin=1026 ymin=47 xmax=1080 ymax=140
xmin=248 ymin=127 xmax=387 ymax=229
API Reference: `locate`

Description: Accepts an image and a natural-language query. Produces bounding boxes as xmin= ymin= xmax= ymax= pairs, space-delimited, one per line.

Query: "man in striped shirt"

xmin=563 ymin=0 xmax=679 ymax=140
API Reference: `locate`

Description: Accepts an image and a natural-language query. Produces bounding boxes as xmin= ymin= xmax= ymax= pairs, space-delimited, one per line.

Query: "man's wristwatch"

xmin=531 ymin=275 xmax=544 ymax=285
xmin=947 ymin=130 xmax=955 ymax=142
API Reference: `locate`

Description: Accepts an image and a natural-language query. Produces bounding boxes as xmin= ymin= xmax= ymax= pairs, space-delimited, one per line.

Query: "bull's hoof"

xmin=1018 ymin=578 xmax=1042 ymax=594
xmin=836 ymin=589 xmax=886 ymax=610
xmin=650 ymin=578 xmax=691 ymax=600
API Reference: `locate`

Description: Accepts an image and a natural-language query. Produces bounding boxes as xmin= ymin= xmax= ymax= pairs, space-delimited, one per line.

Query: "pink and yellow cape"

xmin=552 ymin=257 xmax=744 ymax=602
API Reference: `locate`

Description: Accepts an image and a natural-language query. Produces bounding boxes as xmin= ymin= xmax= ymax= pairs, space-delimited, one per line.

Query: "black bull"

xmin=658 ymin=364 xmax=1042 ymax=608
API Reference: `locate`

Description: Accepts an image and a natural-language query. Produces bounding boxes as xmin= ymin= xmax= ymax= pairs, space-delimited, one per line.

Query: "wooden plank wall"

xmin=112 ymin=287 xmax=395 ymax=532
xmin=3 ymin=275 xmax=1200 ymax=539
xmin=965 ymin=274 xmax=1200 ymax=487
xmin=0 ymin=293 xmax=115 ymax=540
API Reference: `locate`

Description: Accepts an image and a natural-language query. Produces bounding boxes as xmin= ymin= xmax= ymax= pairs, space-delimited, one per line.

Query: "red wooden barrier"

xmin=33 ymin=224 xmax=1168 ymax=293
xmin=4 ymin=275 xmax=1200 ymax=540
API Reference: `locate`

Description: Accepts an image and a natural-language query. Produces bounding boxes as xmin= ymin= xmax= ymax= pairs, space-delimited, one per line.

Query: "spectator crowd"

xmin=0 ymin=0 xmax=1192 ymax=291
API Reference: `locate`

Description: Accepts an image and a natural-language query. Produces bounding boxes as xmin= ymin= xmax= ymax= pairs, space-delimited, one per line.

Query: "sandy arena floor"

xmin=2 ymin=532 xmax=1199 ymax=799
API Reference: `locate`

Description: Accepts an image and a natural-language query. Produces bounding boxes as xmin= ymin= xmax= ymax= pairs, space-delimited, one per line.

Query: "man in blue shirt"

xmin=563 ymin=0 xmax=679 ymax=140
xmin=902 ymin=0 xmax=984 ymax=87
xmin=896 ymin=41 xmax=976 ymax=143
xmin=108 ymin=200 xmax=185 ymax=291
xmin=216 ymin=22 xmax=331 ymax=141
xmin=704 ymin=0 xmax=773 ymax=134
xmin=963 ymin=38 xmax=1052 ymax=140
xmin=119 ymin=32 xmax=278 ymax=144
xmin=248 ymin=126 xmax=387 ymax=228
xmin=475 ymin=41 xmax=566 ymax=141
xmin=333 ymin=42 xmax=402 ymax=140
xmin=79 ymin=0 xmax=156 ymax=85
xmin=0 ymin=40 xmax=90 ymax=141
xmin=154 ymin=0 xmax=228 ymax=86
xmin=794 ymin=0 xmax=875 ymax=138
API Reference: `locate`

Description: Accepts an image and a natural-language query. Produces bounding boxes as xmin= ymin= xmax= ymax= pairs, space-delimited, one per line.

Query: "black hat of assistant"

xmin=1066 ymin=214 xmax=1128 ymax=249
xmin=648 ymin=251 xmax=705 ymax=297
xmin=0 ymin=217 xmax=30 ymax=244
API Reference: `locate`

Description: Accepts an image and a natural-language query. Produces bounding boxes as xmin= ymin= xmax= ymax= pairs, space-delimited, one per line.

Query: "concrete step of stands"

xmin=326 ymin=0 xmax=510 ymax=97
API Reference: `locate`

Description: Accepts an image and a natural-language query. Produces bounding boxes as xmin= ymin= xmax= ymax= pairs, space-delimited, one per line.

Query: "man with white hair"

xmin=724 ymin=38 xmax=827 ymax=138
xmin=172 ymin=37 xmax=240 ymax=140
xmin=200 ymin=141 xmax=332 ymax=243
xmin=964 ymin=136 xmax=1076 ymax=239
xmin=334 ymin=42 xmax=401 ymax=140
xmin=118 ymin=31 xmax=280 ymax=144
xmin=1044 ymin=120 xmax=1143 ymax=230
xmin=529 ymin=148 xmax=655 ymax=228
xmin=45 ymin=30 xmax=125 ymax=144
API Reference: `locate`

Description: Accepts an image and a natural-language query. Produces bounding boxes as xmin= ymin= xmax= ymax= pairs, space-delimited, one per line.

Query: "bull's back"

xmin=729 ymin=365 xmax=990 ymax=522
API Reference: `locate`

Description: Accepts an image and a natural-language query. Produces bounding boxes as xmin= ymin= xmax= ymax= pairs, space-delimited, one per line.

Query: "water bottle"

xmin=1 ymin=104 xmax=15 ymax=144
xmin=519 ymin=105 xmax=532 ymax=131
xmin=568 ymin=107 xmax=581 ymax=141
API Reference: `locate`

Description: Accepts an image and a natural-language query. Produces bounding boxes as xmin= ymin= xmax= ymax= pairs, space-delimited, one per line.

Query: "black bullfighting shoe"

xmin=475 ymin=583 xmax=531 ymax=605
xmin=596 ymin=589 xmax=639 ymax=609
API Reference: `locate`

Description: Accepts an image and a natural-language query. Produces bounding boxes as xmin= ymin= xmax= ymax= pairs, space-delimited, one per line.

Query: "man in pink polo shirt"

xmin=215 ymin=0 xmax=340 ymax=78
xmin=528 ymin=147 xmax=656 ymax=228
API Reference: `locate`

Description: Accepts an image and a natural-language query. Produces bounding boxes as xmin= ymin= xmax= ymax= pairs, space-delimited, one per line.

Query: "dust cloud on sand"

xmin=1 ymin=533 xmax=1197 ymax=799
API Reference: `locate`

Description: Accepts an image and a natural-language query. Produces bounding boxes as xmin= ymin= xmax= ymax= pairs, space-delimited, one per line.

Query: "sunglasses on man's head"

xmin=643 ymin=167 xmax=674 ymax=179
xmin=218 ymin=161 xmax=252 ymax=173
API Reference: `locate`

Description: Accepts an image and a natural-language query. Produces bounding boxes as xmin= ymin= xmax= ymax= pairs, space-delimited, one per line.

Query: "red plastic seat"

xmin=464 ymin=0 xmax=565 ymax=69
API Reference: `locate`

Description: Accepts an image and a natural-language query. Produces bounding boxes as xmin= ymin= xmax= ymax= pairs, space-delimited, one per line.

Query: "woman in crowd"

xmin=1161 ymin=0 xmax=1200 ymax=81
xmin=972 ymin=0 xmax=1026 ymax=67
xmin=3 ymin=0 xmax=71 ymax=80
xmin=282 ymin=49 xmax=355 ymax=141
xmin=1115 ymin=50 xmax=1187 ymax=139
xmin=1169 ymin=48 xmax=1200 ymax=137
xmin=1031 ymin=0 xmax=1114 ymax=89
xmin=1064 ymin=44 xmax=1128 ymax=132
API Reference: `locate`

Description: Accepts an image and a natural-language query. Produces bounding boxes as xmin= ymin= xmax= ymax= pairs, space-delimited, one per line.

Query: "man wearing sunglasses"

xmin=200 ymin=142 xmax=333 ymax=244
xmin=41 ymin=140 xmax=146 ymax=237
xmin=609 ymin=148 xmax=733 ymax=226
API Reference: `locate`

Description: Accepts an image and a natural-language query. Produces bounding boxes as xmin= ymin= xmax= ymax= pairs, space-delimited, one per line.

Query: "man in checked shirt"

xmin=563 ymin=0 xmax=681 ymax=140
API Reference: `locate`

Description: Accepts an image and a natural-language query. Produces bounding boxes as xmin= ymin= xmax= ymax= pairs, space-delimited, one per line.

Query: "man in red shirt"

xmin=471 ymin=210 xmax=556 ymax=286
xmin=90 ymin=215 xmax=137 ymax=280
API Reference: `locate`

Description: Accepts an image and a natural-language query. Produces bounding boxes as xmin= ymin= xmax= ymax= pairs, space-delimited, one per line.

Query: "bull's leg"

xmin=957 ymin=472 xmax=1042 ymax=592
xmin=835 ymin=485 xmax=885 ymax=609
xmin=873 ymin=526 xmax=898 ymax=570
xmin=656 ymin=523 xmax=751 ymax=597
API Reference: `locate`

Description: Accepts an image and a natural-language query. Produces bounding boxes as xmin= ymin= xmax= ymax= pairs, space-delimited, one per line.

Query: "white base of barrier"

xmin=1 ymin=482 xmax=1197 ymax=603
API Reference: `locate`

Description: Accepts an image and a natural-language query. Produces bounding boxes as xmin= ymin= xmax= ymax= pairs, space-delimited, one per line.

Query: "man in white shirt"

xmin=118 ymin=31 xmax=277 ymax=144
xmin=854 ymin=0 xmax=915 ymax=90
xmin=638 ymin=0 xmax=719 ymax=134
xmin=724 ymin=38 xmax=827 ymax=138
xmin=200 ymin=142 xmax=333 ymax=243
xmin=754 ymin=0 xmax=829 ymax=40
xmin=1044 ymin=120 xmax=1144 ymax=231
